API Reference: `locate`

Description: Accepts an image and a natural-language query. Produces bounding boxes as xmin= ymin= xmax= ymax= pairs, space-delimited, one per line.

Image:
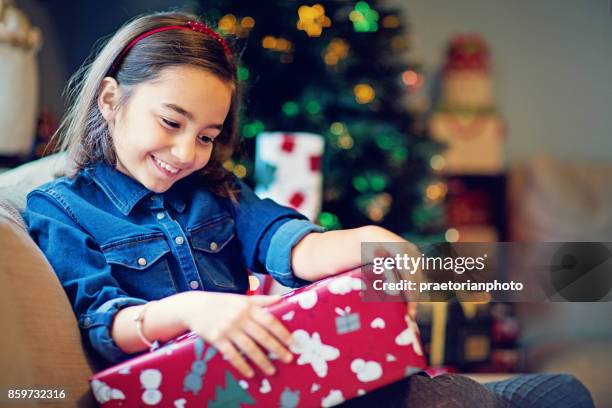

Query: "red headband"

xmin=112 ymin=21 xmax=232 ymax=73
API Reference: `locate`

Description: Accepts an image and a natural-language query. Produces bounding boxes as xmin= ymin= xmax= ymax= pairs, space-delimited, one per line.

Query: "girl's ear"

xmin=98 ymin=77 xmax=121 ymax=122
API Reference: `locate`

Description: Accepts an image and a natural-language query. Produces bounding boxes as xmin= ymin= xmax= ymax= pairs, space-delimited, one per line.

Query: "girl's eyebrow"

xmin=161 ymin=103 xmax=223 ymax=130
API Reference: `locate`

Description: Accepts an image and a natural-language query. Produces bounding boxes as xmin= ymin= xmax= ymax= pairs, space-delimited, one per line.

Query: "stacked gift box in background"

xmin=419 ymin=34 xmax=520 ymax=374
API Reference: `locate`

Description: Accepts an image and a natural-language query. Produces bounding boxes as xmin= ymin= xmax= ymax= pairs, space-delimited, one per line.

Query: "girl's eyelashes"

xmin=160 ymin=117 xmax=217 ymax=144
xmin=198 ymin=135 xmax=214 ymax=144
xmin=161 ymin=117 xmax=180 ymax=129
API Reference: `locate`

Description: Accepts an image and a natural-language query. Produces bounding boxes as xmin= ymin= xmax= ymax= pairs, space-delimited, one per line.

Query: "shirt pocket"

xmin=101 ymin=234 xmax=177 ymax=300
xmin=189 ymin=216 xmax=244 ymax=292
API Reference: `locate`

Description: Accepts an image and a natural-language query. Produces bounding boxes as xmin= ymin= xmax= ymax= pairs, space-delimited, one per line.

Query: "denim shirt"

xmin=24 ymin=163 xmax=324 ymax=364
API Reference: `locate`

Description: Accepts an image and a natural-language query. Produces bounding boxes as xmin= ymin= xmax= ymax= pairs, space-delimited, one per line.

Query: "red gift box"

xmin=90 ymin=268 xmax=426 ymax=407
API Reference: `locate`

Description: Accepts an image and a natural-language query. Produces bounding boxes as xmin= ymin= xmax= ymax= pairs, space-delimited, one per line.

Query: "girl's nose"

xmin=170 ymin=136 xmax=196 ymax=167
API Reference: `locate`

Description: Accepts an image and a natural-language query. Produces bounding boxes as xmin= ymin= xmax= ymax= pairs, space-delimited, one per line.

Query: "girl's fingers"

xmin=249 ymin=306 xmax=293 ymax=348
xmin=244 ymin=319 xmax=293 ymax=363
xmin=230 ymin=331 xmax=276 ymax=376
xmin=215 ymin=339 xmax=254 ymax=379
xmin=408 ymin=302 xmax=417 ymax=320
xmin=248 ymin=294 xmax=281 ymax=306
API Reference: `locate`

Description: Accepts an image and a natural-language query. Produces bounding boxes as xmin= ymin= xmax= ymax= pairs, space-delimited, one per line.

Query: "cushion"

xmin=0 ymin=153 xmax=69 ymax=229
xmin=509 ymin=155 xmax=612 ymax=241
xmin=0 ymin=217 xmax=96 ymax=406
xmin=0 ymin=153 xmax=95 ymax=406
xmin=0 ymin=152 xmax=69 ymax=189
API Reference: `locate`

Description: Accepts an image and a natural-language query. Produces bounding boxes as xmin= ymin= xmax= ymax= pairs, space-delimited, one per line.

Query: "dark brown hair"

xmin=55 ymin=11 xmax=240 ymax=197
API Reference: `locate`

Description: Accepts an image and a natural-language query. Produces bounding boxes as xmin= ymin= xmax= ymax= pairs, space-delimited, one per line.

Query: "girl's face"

xmin=100 ymin=65 xmax=233 ymax=193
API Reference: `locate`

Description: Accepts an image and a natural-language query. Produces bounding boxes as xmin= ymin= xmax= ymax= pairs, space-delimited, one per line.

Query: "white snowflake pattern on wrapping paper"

xmin=370 ymin=317 xmax=385 ymax=329
xmin=288 ymin=290 xmax=318 ymax=309
xmin=321 ymin=389 xmax=345 ymax=407
xmin=259 ymin=378 xmax=272 ymax=394
xmin=290 ymin=329 xmax=340 ymax=378
xmin=282 ymin=310 xmax=295 ymax=321
xmin=350 ymin=359 xmax=383 ymax=382
xmin=90 ymin=379 xmax=125 ymax=404
xmin=327 ymin=276 xmax=362 ymax=295
xmin=394 ymin=315 xmax=423 ymax=356
xmin=140 ymin=369 xmax=163 ymax=405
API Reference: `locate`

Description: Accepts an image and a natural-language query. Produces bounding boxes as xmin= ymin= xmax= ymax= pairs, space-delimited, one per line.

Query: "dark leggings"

xmin=338 ymin=372 xmax=595 ymax=408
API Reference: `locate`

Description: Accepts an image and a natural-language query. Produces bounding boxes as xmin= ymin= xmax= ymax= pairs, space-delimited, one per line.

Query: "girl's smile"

xmin=150 ymin=154 xmax=182 ymax=177
xmin=99 ymin=65 xmax=233 ymax=193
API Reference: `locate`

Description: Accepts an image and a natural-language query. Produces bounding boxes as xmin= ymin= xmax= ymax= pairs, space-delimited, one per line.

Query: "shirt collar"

xmin=87 ymin=163 xmax=188 ymax=215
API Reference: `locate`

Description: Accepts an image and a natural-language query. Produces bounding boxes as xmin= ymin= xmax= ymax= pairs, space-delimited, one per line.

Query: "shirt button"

xmin=174 ymin=236 xmax=185 ymax=245
xmin=156 ymin=212 xmax=165 ymax=220
xmin=190 ymin=280 xmax=199 ymax=290
xmin=209 ymin=241 xmax=218 ymax=251
xmin=150 ymin=195 xmax=160 ymax=201
xmin=83 ymin=317 xmax=91 ymax=328
xmin=138 ymin=257 xmax=147 ymax=266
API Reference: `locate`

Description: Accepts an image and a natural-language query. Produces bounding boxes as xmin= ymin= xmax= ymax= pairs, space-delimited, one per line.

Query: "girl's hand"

xmin=178 ymin=292 xmax=293 ymax=378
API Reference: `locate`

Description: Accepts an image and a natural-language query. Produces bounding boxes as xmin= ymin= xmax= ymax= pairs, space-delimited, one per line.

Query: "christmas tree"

xmin=208 ymin=371 xmax=255 ymax=408
xmin=198 ymin=1 xmax=444 ymax=239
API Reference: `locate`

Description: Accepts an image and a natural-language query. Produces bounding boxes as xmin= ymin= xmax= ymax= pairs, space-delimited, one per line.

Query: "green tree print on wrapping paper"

xmin=208 ymin=370 xmax=255 ymax=408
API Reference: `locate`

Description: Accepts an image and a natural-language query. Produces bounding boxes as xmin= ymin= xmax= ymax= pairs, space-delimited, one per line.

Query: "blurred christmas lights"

xmin=338 ymin=134 xmax=354 ymax=149
xmin=329 ymin=122 xmax=354 ymax=149
xmin=381 ymin=15 xmax=400 ymax=29
xmin=318 ymin=211 xmax=341 ymax=229
xmin=369 ymin=174 xmax=387 ymax=191
xmin=349 ymin=1 xmax=379 ymax=32
xmin=218 ymin=14 xmax=237 ymax=34
xmin=222 ymin=159 xmax=235 ymax=171
xmin=218 ymin=14 xmax=255 ymax=37
xmin=305 ymin=100 xmax=322 ymax=115
xmin=390 ymin=148 xmax=408 ymax=164
xmin=233 ymin=164 xmax=247 ymax=178
xmin=425 ymin=181 xmax=448 ymax=203
xmin=262 ymin=35 xmax=293 ymax=53
xmin=352 ymin=176 xmax=368 ymax=192
xmin=354 ymin=83 xmax=375 ymax=104
xmin=223 ymin=158 xmax=247 ymax=178
xmin=401 ymin=70 xmax=418 ymax=86
xmin=297 ymin=4 xmax=331 ymax=37
xmin=237 ymin=66 xmax=250 ymax=81
xmin=330 ymin=122 xmax=345 ymax=135
xmin=241 ymin=16 xmax=255 ymax=29
xmin=323 ymin=38 xmax=349 ymax=66
xmin=369 ymin=192 xmax=392 ymax=221
xmin=430 ymin=154 xmax=446 ymax=171
xmin=282 ymin=101 xmax=300 ymax=116
xmin=445 ymin=228 xmax=460 ymax=242
xmin=375 ymin=134 xmax=393 ymax=150
xmin=242 ymin=120 xmax=265 ymax=138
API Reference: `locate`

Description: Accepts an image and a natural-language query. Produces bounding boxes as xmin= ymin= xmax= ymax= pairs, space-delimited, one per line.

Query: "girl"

xmin=25 ymin=10 xmax=405 ymax=378
xmin=25 ymin=11 xmax=594 ymax=408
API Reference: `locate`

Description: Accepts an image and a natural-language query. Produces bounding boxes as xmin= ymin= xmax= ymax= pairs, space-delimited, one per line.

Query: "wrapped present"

xmin=90 ymin=268 xmax=426 ymax=407
xmin=254 ymin=131 xmax=324 ymax=222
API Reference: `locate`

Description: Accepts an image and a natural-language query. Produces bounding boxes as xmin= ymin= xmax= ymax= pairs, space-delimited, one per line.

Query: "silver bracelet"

xmin=132 ymin=301 xmax=159 ymax=350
